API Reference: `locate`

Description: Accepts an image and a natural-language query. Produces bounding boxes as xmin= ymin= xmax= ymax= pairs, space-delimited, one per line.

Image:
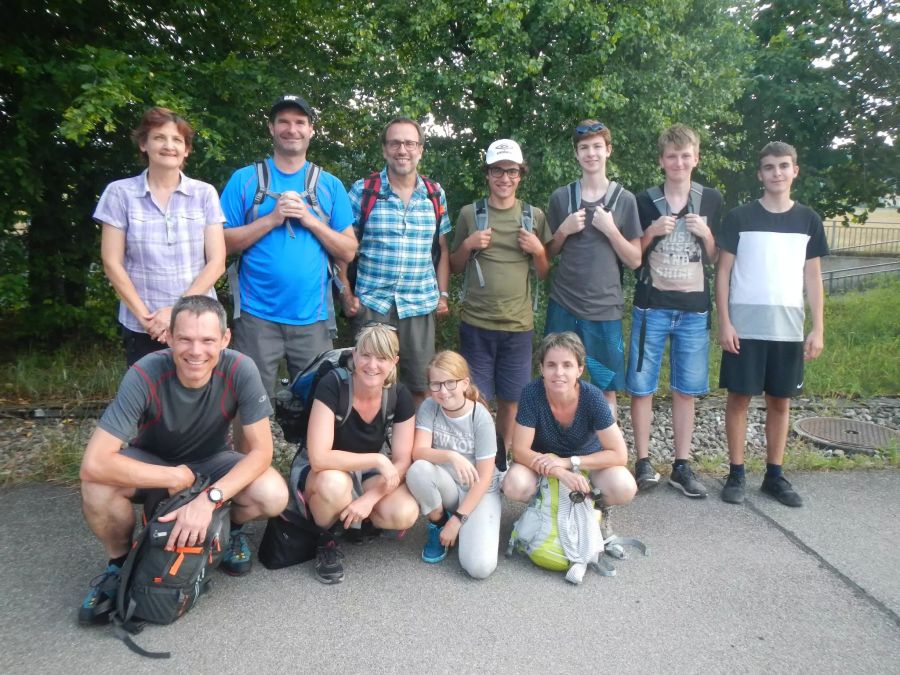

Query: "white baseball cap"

xmin=485 ymin=139 xmax=524 ymax=165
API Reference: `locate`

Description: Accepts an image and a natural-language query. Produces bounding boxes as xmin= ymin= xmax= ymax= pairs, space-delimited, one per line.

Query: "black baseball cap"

xmin=269 ymin=95 xmax=315 ymax=122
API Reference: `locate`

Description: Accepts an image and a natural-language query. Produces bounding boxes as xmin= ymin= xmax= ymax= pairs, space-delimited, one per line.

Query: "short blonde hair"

xmin=658 ymin=124 xmax=699 ymax=156
xmin=428 ymin=351 xmax=481 ymax=402
xmin=537 ymin=332 xmax=586 ymax=369
xmin=352 ymin=324 xmax=400 ymax=387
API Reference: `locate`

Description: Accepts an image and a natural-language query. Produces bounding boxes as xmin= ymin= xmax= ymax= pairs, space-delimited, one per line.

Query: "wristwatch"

xmin=206 ymin=486 xmax=225 ymax=507
xmin=570 ymin=456 xmax=582 ymax=471
xmin=439 ymin=291 xmax=450 ymax=298
xmin=453 ymin=510 xmax=469 ymax=524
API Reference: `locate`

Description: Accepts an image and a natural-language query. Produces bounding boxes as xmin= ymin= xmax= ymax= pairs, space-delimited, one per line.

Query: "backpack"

xmin=344 ymin=171 xmax=444 ymax=293
xmin=566 ymin=180 xmax=626 ymax=285
xmin=459 ymin=199 xmax=541 ymax=311
xmin=506 ymin=473 xmax=646 ymax=584
xmin=261 ymin=358 xmax=399 ymax=569
xmin=226 ymin=159 xmax=338 ymax=337
xmin=111 ymin=476 xmax=231 ymax=659
xmin=632 ymin=181 xmax=709 ymax=373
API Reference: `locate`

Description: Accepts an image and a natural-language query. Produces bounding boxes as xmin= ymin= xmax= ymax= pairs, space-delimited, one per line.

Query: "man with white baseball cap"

xmin=449 ymin=139 xmax=551 ymax=449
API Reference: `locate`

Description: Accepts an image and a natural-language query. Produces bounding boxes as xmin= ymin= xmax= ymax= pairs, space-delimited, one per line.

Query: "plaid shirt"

xmin=93 ymin=171 xmax=225 ymax=332
xmin=349 ymin=169 xmax=451 ymax=318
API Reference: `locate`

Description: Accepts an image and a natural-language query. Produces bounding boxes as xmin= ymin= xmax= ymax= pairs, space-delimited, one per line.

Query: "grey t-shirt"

xmin=415 ymin=398 xmax=497 ymax=484
xmin=547 ymin=184 xmax=642 ymax=320
xmin=98 ymin=348 xmax=272 ymax=463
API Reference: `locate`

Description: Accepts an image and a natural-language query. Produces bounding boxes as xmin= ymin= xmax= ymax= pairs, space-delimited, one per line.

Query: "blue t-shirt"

xmin=221 ymin=159 xmax=353 ymax=325
xmin=515 ymin=378 xmax=614 ymax=457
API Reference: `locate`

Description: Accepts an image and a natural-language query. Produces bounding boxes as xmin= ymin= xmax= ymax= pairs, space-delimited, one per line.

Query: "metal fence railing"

xmin=822 ymin=260 xmax=900 ymax=294
xmin=826 ymin=221 xmax=900 ymax=255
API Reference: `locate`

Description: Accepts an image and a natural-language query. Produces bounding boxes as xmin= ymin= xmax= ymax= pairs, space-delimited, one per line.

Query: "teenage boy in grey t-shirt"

xmin=545 ymin=120 xmax=642 ymax=418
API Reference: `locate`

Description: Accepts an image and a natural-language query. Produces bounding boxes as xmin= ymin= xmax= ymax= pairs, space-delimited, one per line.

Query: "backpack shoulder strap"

xmin=689 ymin=181 xmax=704 ymax=215
xmin=521 ymin=202 xmax=534 ymax=232
xmin=646 ymin=185 xmax=668 ymax=217
xmin=245 ymin=160 xmax=270 ymax=224
xmin=302 ymin=163 xmax=328 ymax=224
xmin=334 ymin=368 xmax=353 ymax=427
xmin=567 ymin=181 xmax=581 ymax=214
xmin=357 ymin=172 xmax=383 ymax=236
xmin=474 ymin=199 xmax=489 ymax=231
xmin=380 ymin=384 xmax=398 ymax=427
xmin=604 ymin=181 xmax=623 ymax=212
xmin=420 ymin=175 xmax=444 ymax=228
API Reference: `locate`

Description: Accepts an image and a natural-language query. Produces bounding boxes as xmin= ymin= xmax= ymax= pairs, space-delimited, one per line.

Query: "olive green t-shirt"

xmin=451 ymin=200 xmax=551 ymax=332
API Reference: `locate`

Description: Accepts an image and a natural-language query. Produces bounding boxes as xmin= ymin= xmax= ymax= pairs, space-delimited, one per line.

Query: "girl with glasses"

xmin=406 ymin=351 xmax=502 ymax=578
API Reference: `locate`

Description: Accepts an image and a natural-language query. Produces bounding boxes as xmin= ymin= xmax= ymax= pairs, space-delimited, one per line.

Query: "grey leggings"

xmin=405 ymin=459 xmax=501 ymax=579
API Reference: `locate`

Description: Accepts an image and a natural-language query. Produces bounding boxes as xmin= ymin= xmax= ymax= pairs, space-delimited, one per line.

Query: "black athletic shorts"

xmin=718 ymin=339 xmax=804 ymax=398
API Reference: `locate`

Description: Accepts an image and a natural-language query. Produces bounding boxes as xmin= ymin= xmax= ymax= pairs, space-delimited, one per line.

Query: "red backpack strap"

xmin=357 ymin=172 xmax=383 ymax=234
xmin=419 ymin=175 xmax=444 ymax=227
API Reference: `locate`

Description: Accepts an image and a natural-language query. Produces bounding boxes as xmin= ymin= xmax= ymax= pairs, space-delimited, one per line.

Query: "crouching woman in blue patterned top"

xmin=502 ymin=332 xmax=636 ymax=535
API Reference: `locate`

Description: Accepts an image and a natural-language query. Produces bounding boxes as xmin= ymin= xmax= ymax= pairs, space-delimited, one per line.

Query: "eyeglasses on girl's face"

xmin=428 ymin=379 xmax=462 ymax=393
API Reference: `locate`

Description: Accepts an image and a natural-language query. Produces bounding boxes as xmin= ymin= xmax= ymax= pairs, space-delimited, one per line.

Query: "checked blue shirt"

xmin=349 ymin=169 xmax=451 ymax=319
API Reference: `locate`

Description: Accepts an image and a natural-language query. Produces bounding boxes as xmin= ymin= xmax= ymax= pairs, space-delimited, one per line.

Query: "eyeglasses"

xmin=428 ymin=379 xmax=462 ymax=393
xmin=488 ymin=167 xmax=522 ymax=179
xmin=385 ymin=139 xmax=422 ymax=151
xmin=575 ymin=122 xmax=606 ymax=135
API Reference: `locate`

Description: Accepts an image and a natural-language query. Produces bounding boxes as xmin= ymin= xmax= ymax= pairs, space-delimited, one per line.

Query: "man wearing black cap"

xmin=220 ymin=95 xmax=357 ymax=402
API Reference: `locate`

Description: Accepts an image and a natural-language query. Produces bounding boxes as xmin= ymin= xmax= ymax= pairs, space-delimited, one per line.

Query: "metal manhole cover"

xmin=793 ymin=417 xmax=900 ymax=455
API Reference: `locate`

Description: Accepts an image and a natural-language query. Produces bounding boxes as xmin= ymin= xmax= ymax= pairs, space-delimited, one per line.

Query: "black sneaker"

xmin=634 ymin=458 xmax=660 ymax=491
xmin=761 ymin=474 xmax=803 ymax=507
xmin=315 ymin=539 xmax=345 ymax=584
xmin=668 ymin=463 xmax=708 ymax=498
xmin=721 ymin=473 xmax=746 ymax=504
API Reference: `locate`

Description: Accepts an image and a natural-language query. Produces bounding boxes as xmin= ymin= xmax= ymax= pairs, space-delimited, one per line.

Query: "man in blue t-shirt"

xmin=78 ymin=296 xmax=289 ymax=626
xmin=221 ymin=95 xmax=357 ymax=399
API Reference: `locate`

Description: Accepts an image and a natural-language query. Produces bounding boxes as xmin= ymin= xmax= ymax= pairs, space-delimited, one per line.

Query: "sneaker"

xmin=315 ymin=539 xmax=345 ymax=584
xmin=421 ymin=522 xmax=448 ymax=564
xmin=220 ymin=531 xmax=252 ymax=576
xmin=668 ymin=463 xmax=708 ymax=498
xmin=634 ymin=458 xmax=660 ymax=491
xmin=721 ymin=473 xmax=746 ymax=504
xmin=78 ymin=563 xmax=121 ymax=626
xmin=761 ymin=474 xmax=803 ymax=507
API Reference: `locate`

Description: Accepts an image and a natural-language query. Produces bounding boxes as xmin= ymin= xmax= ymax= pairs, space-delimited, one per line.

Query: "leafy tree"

xmin=719 ymin=0 xmax=899 ymax=217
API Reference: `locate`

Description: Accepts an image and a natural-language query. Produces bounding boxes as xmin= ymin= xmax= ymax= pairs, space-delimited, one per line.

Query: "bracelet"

xmin=439 ymin=291 xmax=449 ymax=298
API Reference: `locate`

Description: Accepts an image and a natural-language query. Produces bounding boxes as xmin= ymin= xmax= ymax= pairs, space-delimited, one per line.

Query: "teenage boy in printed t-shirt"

xmin=627 ymin=124 xmax=723 ymax=498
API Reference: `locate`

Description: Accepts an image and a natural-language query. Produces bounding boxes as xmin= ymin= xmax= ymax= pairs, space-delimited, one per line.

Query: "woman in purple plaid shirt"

xmin=94 ymin=107 xmax=226 ymax=366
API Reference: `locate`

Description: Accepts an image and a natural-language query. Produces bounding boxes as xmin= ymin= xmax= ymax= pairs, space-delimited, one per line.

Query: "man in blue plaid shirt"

xmin=341 ymin=117 xmax=452 ymax=406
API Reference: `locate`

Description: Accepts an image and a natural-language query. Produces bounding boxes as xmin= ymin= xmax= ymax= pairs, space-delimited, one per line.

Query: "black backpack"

xmin=111 ymin=476 xmax=231 ymax=659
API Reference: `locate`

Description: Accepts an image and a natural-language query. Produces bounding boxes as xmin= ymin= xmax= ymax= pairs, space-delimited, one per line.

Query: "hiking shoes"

xmin=421 ymin=522 xmax=448 ymax=564
xmin=721 ymin=472 xmax=746 ymax=504
xmin=761 ymin=474 xmax=804 ymax=507
xmin=78 ymin=563 xmax=121 ymax=626
xmin=634 ymin=458 xmax=660 ymax=491
xmin=668 ymin=463 xmax=708 ymax=498
xmin=315 ymin=539 xmax=345 ymax=584
xmin=220 ymin=531 xmax=252 ymax=576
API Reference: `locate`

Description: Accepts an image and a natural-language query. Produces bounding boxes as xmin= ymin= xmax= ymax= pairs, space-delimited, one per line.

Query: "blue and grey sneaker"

xmin=78 ymin=563 xmax=121 ymax=626
xmin=421 ymin=522 xmax=448 ymax=564
xmin=220 ymin=531 xmax=252 ymax=576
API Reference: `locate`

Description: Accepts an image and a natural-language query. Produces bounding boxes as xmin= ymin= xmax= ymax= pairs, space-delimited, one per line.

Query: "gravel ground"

xmin=2 ymin=395 xmax=898 ymax=483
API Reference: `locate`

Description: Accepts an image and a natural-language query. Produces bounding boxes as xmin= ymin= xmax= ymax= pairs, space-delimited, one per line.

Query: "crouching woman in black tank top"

xmin=301 ymin=323 xmax=419 ymax=584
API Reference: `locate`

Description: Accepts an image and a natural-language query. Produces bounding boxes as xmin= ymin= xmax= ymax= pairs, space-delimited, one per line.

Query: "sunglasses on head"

xmin=575 ymin=122 xmax=606 ymax=135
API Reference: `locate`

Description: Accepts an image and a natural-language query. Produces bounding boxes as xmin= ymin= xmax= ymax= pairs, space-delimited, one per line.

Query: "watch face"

xmin=208 ymin=488 xmax=224 ymax=504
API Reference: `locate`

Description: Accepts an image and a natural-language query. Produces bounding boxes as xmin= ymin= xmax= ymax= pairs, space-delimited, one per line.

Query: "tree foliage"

xmin=0 ymin=0 xmax=895 ymax=345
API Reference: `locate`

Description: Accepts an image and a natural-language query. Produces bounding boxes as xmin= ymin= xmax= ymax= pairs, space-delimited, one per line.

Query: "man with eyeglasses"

xmin=220 ymin=94 xmax=357 ymax=403
xmin=545 ymin=120 xmax=642 ymax=419
xmin=449 ymin=139 xmax=550 ymax=449
xmin=341 ymin=117 xmax=452 ymax=406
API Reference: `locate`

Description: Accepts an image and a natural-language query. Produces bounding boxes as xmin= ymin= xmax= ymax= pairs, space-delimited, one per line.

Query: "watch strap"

xmin=452 ymin=510 xmax=468 ymax=524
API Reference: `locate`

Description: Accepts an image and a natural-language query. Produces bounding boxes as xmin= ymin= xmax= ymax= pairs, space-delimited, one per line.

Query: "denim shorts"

xmin=458 ymin=322 xmax=533 ymax=402
xmin=625 ymin=307 xmax=710 ymax=397
xmin=544 ymin=299 xmax=625 ymax=392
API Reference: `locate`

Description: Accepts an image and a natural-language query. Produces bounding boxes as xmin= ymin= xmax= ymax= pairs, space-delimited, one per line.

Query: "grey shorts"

xmin=232 ymin=312 xmax=332 ymax=398
xmin=353 ymin=304 xmax=434 ymax=394
xmin=120 ymin=446 xmax=244 ymax=503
